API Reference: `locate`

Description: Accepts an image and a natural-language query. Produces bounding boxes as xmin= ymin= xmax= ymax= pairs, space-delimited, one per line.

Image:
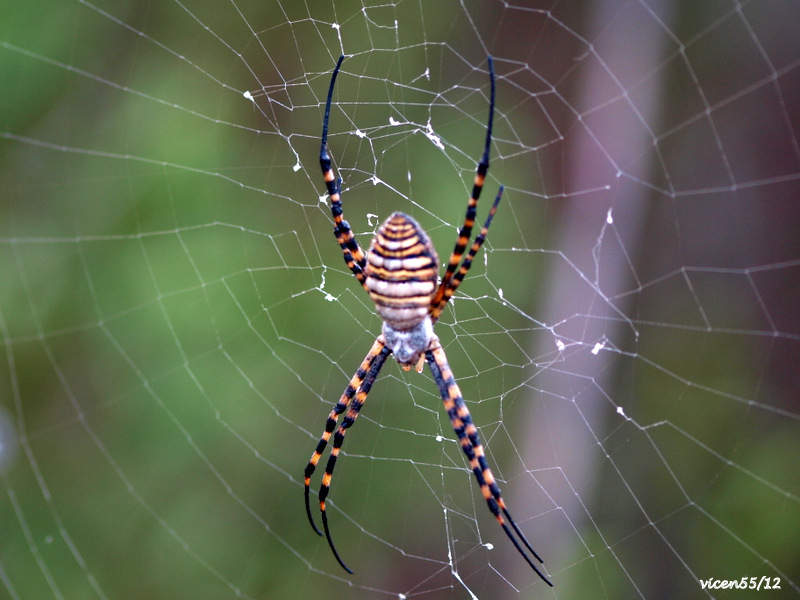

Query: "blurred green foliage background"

xmin=2 ymin=1 xmax=799 ymax=598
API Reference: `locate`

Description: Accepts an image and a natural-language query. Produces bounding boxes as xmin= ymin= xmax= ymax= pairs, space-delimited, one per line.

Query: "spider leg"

xmin=306 ymin=336 xmax=391 ymax=573
xmin=304 ymin=374 xmax=358 ymax=537
xmin=432 ymin=185 xmax=503 ymax=317
xmin=431 ymin=56 xmax=496 ymax=320
xmin=304 ymin=336 xmax=389 ymax=536
xmin=426 ymin=342 xmax=553 ymax=587
xmin=320 ymin=55 xmax=369 ymax=289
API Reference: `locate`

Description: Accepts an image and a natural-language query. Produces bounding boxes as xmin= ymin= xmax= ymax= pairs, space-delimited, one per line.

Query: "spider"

xmin=304 ymin=55 xmax=553 ymax=587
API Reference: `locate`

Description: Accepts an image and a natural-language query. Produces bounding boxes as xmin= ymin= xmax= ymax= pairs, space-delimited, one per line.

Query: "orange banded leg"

xmin=320 ymin=55 xmax=368 ymax=289
xmin=432 ymin=185 xmax=503 ymax=317
xmin=432 ymin=56 xmax=496 ymax=317
xmin=426 ymin=342 xmax=553 ymax=587
xmin=304 ymin=337 xmax=389 ymax=536
xmin=305 ymin=336 xmax=391 ymax=573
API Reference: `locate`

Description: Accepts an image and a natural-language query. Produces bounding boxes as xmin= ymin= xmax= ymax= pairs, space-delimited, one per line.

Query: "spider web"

xmin=2 ymin=1 xmax=800 ymax=598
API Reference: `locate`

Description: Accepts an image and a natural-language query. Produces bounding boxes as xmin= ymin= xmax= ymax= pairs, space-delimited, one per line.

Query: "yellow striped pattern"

xmin=365 ymin=212 xmax=439 ymax=331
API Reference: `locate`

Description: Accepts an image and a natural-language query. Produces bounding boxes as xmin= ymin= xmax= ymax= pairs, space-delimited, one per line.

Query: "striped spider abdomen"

xmin=365 ymin=212 xmax=439 ymax=367
xmin=365 ymin=212 xmax=439 ymax=330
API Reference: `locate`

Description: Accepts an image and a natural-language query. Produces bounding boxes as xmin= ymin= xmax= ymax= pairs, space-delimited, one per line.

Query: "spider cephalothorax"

xmin=304 ymin=55 xmax=553 ymax=587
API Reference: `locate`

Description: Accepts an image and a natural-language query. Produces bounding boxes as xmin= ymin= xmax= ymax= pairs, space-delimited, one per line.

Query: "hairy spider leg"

xmin=431 ymin=56 xmax=497 ymax=322
xmin=426 ymin=342 xmax=553 ymax=587
xmin=320 ymin=54 xmax=368 ymax=289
